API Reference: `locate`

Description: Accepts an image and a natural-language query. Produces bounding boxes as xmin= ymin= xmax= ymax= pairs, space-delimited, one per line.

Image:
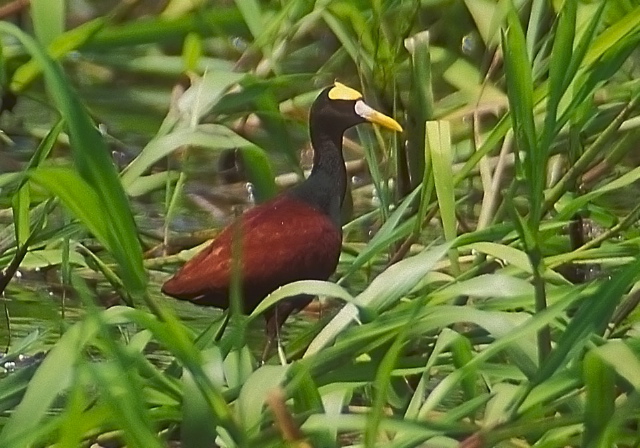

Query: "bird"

xmin=162 ymin=82 xmax=403 ymax=360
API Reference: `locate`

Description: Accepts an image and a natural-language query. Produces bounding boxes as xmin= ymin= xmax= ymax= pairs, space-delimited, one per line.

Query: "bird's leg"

xmin=260 ymin=335 xmax=274 ymax=365
xmin=261 ymin=295 xmax=313 ymax=364
xmin=275 ymin=307 xmax=288 ymax=366
xmin=262 ymin=306 xmax=288 ymax=365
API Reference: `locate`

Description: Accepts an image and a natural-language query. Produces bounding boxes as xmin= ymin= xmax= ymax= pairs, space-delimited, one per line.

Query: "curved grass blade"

xmin=249 ymin=280 xmax=355 ymax=322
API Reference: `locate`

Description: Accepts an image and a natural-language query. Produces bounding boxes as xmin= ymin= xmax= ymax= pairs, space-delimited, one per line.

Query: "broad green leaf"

xmin=182 ymin=367 xmax=218 ymax=448
xmin=237 ymin=365 xmax=289 ymax=438
xmin=592 ymin=341 xmax=640 ymax=390
xmin=20 ymin=248 xmax=86 ymax=270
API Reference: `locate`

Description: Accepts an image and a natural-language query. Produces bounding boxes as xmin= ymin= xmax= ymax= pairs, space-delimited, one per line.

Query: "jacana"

xmin=162 ymin=82 xmax=403 ymax=359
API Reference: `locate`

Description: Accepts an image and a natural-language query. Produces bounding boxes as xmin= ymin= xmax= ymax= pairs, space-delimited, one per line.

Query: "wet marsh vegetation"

xmin=1 ymin=0 xmax=640 ymax=446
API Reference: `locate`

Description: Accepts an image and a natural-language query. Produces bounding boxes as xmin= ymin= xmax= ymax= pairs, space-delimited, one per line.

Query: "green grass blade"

xmin=31 ymin=0 xmax=65 ymax=46
xmin=502 ymin=12 xmax=539 ymax=224
xmin=525 ymin=0 xmax=546 ymax=60
xmin=539 ymin=0 xmax=576 ymax=152
xmin=11 ymin=185 xmax=29 ymax=247
xmin=254 ymin=92 xmax=301 ymax=171
xmin=87 ymin=8 xmax=247 ymax=49
xmin=365 ymin=298 xmax=422 ymax=447
xmin=451 ymin=333 xmax=478 ymax=401
xmin=234 ymin=0 xmax=263 ymax=42
xmin=0 ymin=363 xmax=39 ymax=414
xmin=321 ymin=8 xmax=374 ymax=72
xmin=29 ymin=167 xmax=111 ymax=247
xmin=420 ymin=291 xmax=582 ymax=416
xmin=428 ymin=120 xmax=458 ymax=274
xmin=181 ymin=32 xmax=203 ymax=71
xmin=592 ymin=341 xmax=640 ymax=390
xmin=584 ymin=5 xmax=640 ymax=67
xmin=403 ymin=329 xmax=459 ymax=420
xmin=250 ymin=280 xmax=355 ymax=322
xmin=56 ymin=367 xmax=91 ymax=448
xmin=102 ymin=306 xmax=244 ymax=444
xmin=582 ymin=349 xmax=615 ymax=446
xmin=182 ymin=367 xmax=218 ymax=448
xmin=404 ymin=31 xmax=433 ymax=190
xmin=86 ymin=352 xmax=164 ymax=448
xmin=339 ymin=186 xmax=422 ymax=283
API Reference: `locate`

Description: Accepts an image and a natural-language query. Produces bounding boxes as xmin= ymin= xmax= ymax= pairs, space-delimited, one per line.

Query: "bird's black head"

xmin=310 ymin=82 xmax=403 ymax=134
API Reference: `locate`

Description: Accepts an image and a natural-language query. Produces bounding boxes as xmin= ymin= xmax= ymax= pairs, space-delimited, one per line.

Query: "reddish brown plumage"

xmin=161 ymin=195 xmax=342 ymax=312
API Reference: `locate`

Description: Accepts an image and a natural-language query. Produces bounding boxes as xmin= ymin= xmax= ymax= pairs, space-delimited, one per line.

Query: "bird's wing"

xmin=161 ymin=196 xmax=342 ymax=309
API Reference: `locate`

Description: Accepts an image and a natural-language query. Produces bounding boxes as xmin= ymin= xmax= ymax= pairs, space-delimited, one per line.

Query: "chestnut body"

xmin=161 ymin=195 xmax=341 ymax=311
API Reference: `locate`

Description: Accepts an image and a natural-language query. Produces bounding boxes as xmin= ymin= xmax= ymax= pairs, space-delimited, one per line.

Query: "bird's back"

xmin=161 ymin=195 xmax=342 ymax=312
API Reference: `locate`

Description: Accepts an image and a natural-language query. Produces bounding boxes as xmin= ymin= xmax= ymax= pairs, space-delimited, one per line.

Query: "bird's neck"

xmin=309 ymin=126 xmax=347 ymax=198
xmin=289 ymin=124 xmax=347 ymax=227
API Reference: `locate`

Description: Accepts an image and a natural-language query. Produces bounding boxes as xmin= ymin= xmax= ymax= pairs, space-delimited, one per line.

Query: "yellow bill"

xmin=355 ymin=100 xmax=403 ymax=132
